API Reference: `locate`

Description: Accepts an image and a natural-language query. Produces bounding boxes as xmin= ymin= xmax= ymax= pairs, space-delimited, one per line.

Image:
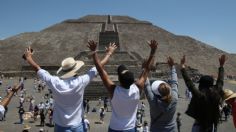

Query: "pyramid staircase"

xmin=74 ymin=50 xmax=144 ymax=99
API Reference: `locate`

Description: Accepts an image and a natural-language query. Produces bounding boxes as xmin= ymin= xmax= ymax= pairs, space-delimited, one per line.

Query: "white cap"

xmin=151 ymin=80 xmax=166 ymax=96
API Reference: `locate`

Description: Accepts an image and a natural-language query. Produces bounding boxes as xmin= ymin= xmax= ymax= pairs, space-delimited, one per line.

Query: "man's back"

xmin=37 ymin=67 xmax=97 ymax=127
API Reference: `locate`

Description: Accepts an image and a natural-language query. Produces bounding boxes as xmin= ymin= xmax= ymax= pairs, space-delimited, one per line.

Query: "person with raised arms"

xmin=144 ymin=56 xmax=178 ymax=132
xmin=180 ymin=55 xmax=226 ymax=132
xmin=88 ymin=40 xmax=157 ymax=132
xmin=0 ymin=84 xmax=22 ymax=119
xmin=23 ymin=44 xmax=116 ymax=132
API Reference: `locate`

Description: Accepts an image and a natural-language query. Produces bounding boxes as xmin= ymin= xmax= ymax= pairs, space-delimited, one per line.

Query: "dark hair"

xmin=198 ymin=75 xmax=214 ymax=91
xmin=118 ymin=71 xmax=134 ymax=88
xmin=197 ymin=75 xmax=222 ymax=129
xmin=117 ymin=65 xmax=134 ymax=88
xmin=198 ymin=87 xmax=222 ymax=130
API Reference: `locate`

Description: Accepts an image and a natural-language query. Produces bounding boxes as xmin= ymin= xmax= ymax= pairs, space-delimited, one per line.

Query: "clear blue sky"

xmin=0 ymin=0 xmax=235 ymax=53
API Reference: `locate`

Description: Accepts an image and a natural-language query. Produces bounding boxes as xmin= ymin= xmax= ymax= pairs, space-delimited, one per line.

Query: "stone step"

xmin=75 ymin=51 xmax=138 ymax=61
xmin=20 ymin=61 xmax=141 ymax=71
xmin=83 ymin=60 xmax=140 ymax=65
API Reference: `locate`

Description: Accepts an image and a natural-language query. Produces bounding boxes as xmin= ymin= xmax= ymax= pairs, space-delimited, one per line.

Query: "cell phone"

xmin=22 ymin=48 xmax=33 ymax=60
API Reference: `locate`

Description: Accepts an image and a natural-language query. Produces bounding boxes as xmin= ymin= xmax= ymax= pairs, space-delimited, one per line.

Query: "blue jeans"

xmin=19 ymin=114 xmax=24 ymax=124
xmin=192 ymin=123 xmax=215 ymax=132
xmin=54 ymin=121 xmax=85 ymax=132
xmin=108 ymin=127 xmax=136 ymax=132
xmin=192 ymin=124 xmax=200 ymax=132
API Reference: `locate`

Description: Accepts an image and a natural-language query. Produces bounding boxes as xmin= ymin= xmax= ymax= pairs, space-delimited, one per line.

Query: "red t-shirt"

xmin=232 ymin=99 xmax=236 ymax=128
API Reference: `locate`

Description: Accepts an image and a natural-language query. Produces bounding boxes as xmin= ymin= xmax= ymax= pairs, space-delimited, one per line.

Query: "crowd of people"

xmin=0 ymin=39 xmax=235 ymax=132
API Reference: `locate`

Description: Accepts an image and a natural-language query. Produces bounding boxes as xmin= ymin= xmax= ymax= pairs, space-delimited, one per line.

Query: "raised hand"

xmin=23 ymin=46 xmax=33 ymax=60
xmin=167 ymin=56 xmax=174 ymax=67
xmin=87 ymin=40 xmax=97 ymax=51
xmin=22 ymin=45 xmax=40 ymax=72
xmin=219 ymin=54 xmax=226 ymax=67
xmin=105 ymin=42 xmax=117 ymax=55
xmin=147 ymin=40 xmax=158 ymax=53
xmin=135 ymin=40 xmax=158 ymax=90
xmin=180 ymin=55 xmax=186 ymax=68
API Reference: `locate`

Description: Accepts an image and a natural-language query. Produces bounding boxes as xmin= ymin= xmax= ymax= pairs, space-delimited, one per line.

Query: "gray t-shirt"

xmin=144 ymin=66 xmax=178 ymax=132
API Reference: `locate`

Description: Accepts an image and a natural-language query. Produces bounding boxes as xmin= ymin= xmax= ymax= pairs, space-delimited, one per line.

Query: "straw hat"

xmin=56 ymin=57 xmax=84 ymax=79
xmin=223 ymin=89 xmax=236 ymax=101
xmin=23 ymin=112 xmax=33 ymax=120
xmin=23 ymin=124 xmax=31 ymax=130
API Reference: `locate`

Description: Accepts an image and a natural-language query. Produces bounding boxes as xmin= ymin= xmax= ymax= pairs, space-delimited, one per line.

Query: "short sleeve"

xmin=0 ymin=105 xmax=5 ymax=118
xmin=80 ymin=67 xmax=98 ymax=86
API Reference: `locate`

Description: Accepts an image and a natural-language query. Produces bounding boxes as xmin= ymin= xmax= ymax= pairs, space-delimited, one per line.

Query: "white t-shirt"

xmin=0 ymin=105 xmax=5 ymax=119
xmin=37 ymin=67 xmax=97 ymax=127
xmin=49 ymin=98 xmax=54 ymax=105
xmin=109 ymin=84 xmax=140 ymax=130
xmin=38 ymin=103 xmax=45 ymax=110
xmin=84 ymin=118 xmax=90 ymax=130
xmin=143 ymin=126 xmax=149 ymax=132
xmin=136 ymin=126 xmax=143 ymax=132
xmin=45 ymin=102 xmax=50 ymax=109
xmin=19 ymin=97 xmax=24 ymax=103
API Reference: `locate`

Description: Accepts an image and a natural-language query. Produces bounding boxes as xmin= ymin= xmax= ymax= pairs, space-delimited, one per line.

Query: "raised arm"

xmin=23 ymin=46 xmax=41 ymax=72
xmin=0 ymin=83 xmax=21 ymax=107
xmin=215 ymin=54 xmax=226 ymax=92
xmin=144 ymin=77 xmax=155 ymax=102
xmin=87 ymin=40 xmax=117 ymax=98
xmin=135 ymin=40 xmax=157 ymax=90
xmin=167 ymin=57 xmax=178 ymax=94
xmin=100 ymin=42 xmax=116 ymax=67
xmin=180 ymin=55 xmax=200 ymax=96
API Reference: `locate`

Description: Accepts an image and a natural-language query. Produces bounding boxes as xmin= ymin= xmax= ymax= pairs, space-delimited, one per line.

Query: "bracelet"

xmin=90 ymin=51 xmax=97 ymax=55
xmin=106 ymin=52 xmax=112 ymax=56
